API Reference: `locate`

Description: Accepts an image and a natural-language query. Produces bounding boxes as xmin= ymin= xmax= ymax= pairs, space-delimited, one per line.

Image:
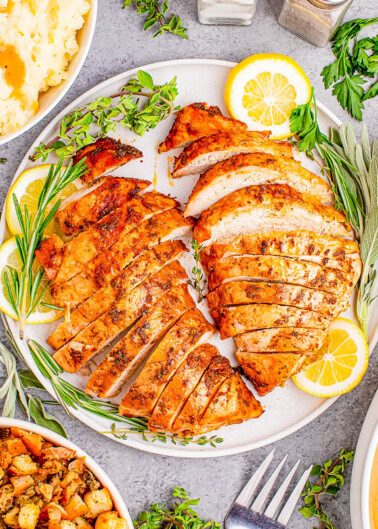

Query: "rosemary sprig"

xmin=299 ymin=449 xmax=354 ymax=529
xmin=3 ymin=158 xmax=87 ymax=338
xmin=134 ymin=487 xmax=220 ymax=529
xmin=27 ymin=339 xmax=222 ymax=447
xmin=188 ymin=240 xmax=207 ymax=303
xmin=123 ymin=0 xmax=188 ymax=39
xmin=31 ymin=71 xmax=179 ymax=162
xmin=290 ymin=90 xmax=377 ymax=336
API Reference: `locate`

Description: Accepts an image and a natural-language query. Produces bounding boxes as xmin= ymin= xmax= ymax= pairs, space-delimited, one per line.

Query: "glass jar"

xmin=198 ymin=0 xmax=259 ymax=26
xmin=278 ymin=0 xmax=353 ymax=47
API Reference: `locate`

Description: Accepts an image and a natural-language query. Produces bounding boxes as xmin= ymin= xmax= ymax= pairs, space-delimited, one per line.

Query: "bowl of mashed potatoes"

xmin=0 ymin=0 xmax=97 ymax=146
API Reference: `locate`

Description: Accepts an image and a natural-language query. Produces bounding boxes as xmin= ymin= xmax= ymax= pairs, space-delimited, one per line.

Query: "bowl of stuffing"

xmin=0 ymin=417 xmax=132 ymax=529
xmin=0 ymin=0 xmax=97 ymax=146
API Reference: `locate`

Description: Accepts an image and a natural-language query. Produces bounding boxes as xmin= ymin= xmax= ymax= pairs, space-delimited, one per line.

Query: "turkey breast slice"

xmin=193 ymin=184 xmax=350 ymax=245
xmin=207 ymin=255 xmax=354 ymax=297
xmin=86 ymin=284 xmax=196 ymax=398
xmin=53 ymin=261 xmax=188 ymax=373
xmin=236 ymin=351 xmax=319 ymax=397
xmin=119 ymin=309 xmax=214 ymax=418
xmin=48 ymin=240 xmax=187 ymax=350
xmin=147 ymin=344 xmax=219 ymax=433
xmin=171 ymin=355 xmax=233 ymax=435
xmin=172 ymin=131 xmax=292 ymax=178
xmin=198 ymin=372 xmax=263 ymax=435
xmin=219 ymin=304 xmax=332 ymax=339
xmin=200 ymin=230 xmax=361 ymax=280
xmin=56 ymin=176 xmax=151 ymax=237
xmin=185 ymin=152 xmax=333 ymax=216
xmin=234 ymin=328 xmax=328 ymax=353
xmin=158 ymin=102 xmax=248 ymax=153
xmin=207 ymin=281 xmax=345 ymax=324
xmin=51 ymin=209 xmax=194 ymax=309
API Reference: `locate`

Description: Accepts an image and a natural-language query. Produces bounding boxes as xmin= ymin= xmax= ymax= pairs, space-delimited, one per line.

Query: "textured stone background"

xmin=0 ymin=0 xmax=377 ymax=527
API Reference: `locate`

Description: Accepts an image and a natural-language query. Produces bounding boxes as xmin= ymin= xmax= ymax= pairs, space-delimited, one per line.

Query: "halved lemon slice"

xmin=225 ymin=53 xmax=312 ymax=139
xmin=6 ymin=165 xmax=82 ymax=238
xmin=293 ymin=318 xmax=369 ymax=398
xmin=0 ymin=238 xmax=61 ymax=324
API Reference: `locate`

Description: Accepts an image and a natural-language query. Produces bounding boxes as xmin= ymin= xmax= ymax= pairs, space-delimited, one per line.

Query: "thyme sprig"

xmin=26 ymin=339 xmax=222 ymax=447
xmin=3 ymin=158 xmax=87 ymax=338
xmin=290 ymin=90 xmax=377 ymax=336
xmin=188 ymin=240 xmax=207 ymax=303
xmin=299 ymin=449 xmax=354 ymax=529
xmin=123 ymin=0 xmax=188 ymax=39
xmin=31 ymin=71 xmax=179 ymax=162
xmin=134 ymin=487 xmax=220 ymax=529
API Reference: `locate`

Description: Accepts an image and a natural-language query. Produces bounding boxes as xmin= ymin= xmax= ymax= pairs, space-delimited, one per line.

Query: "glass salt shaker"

xmin=198 ymin=0 xmax=259 ymax=26
xmin=278 ymin=0 xmax=353 ymax=47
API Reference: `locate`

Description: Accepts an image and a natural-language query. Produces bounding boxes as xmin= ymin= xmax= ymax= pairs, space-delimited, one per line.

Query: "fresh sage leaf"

xmin=28 ymin=395 xmax=68 ymax=438
xmin=19 ymin=369 xmax=45 ymax=390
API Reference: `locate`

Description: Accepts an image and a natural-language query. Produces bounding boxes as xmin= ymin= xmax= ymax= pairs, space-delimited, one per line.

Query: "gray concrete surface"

xmin=0 ymin=0 xmax=377 ymax=527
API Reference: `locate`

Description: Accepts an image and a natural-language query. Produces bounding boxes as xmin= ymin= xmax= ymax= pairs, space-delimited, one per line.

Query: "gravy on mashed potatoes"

xmin=0 ymin=0 xmax=90 ymax=136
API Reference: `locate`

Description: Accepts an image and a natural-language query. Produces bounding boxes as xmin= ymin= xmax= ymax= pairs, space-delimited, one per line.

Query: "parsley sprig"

xmin=31 ymin=71 xmax=179 ymax=162
xmin=321 ymin=17 xmax=378 ymax=120
xmin=299 ymin=449 xmax=354 ymax=529
xmin=123 ymin=0 xmax=188 ymax=39
xmin=134 ymin=487 xmax=220 ymax=529
xmin=290 ymin=91 xmax=378 ymax=336
xmin=188 ymin=240 xmax=207 ymax=303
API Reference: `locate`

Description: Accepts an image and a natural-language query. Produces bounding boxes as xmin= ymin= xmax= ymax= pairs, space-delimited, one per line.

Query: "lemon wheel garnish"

xmin=225 ymin=53 xmax=312 ymax=139
xmin=6 ymin=165 xmax=82 ymax=238
xmin=293 ymin=318 xmax=369 ymax=398
xmin=0 ymin=238 xmax=61 ymax=324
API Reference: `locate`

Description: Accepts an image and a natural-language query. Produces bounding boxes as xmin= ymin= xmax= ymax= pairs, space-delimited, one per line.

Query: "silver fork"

xmin=225 ymin=449 xmax=313 ymax=529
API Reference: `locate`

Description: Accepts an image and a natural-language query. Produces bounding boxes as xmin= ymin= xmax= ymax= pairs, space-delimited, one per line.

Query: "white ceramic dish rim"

xmin=0 ymin=416 xmax=133 ymax=527
xmin=0 ymin=0 xmax=98 ymax=147
xmin=350 ymin=390 xmax=378 ymax=529
xmin=361 ymin=410 xmax=378 ymax=528
xmin=1 ymin=58 xmax=377 ymax=458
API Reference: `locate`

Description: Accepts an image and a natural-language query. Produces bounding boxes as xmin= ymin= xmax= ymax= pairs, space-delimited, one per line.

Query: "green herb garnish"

xmin=0 ymin=158 xmax=7 ymax=164
xmin=290 ymin=91 xmax=377 ymax=336
xmin=3 ymin=158 xmax=87 ymax=338
xmin=299 ymin=449 xmax=354 ymax=529
xmin=123 ymin=0 xmax=188 ymax=39
xmin=188 ymin=239 xmax=207 ymax=303
xmin=134 ymin=487 xmax=220 ymax=529
xmin=321 ymin=17 xmax=378 ymax=120
xmin=31 ymin=70 xmax=179 ymax=162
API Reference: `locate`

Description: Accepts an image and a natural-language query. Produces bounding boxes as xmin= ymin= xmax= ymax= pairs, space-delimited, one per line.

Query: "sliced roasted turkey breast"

xmin=235 ymin=328 xmax=328 ymax=353
xmin=158 ymin=103 xmax=248 ymax=153
xmin=86 ymin=284 xmax=196 ymax=398
xmin=172 ymin=131 xmax=291 ymax=178
xmin=185 ymin=152 xmax=333 ymax=216
xmin=119 ymin=309 xmax=215 ymax=418
xmin=218 ymin=304 xmax=332 ymax=339
xmin=56 ymin=176 xmax=151 ymax=237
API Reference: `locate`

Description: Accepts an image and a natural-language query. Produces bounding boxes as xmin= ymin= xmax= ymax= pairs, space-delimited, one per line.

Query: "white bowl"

xmin=362 ymin=421 xmax=378 ymax=529
xmin=0 ymin=417 xmax=133 ymax=528
xmin=0 ymin=0 xmax=97 ymax=147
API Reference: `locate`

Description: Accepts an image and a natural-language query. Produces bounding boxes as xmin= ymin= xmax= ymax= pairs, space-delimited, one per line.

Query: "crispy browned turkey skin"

xmin=158 ymin=103 xmax=247 ymax=153
xmin=73 ymin=136 xmax=142 ymax=184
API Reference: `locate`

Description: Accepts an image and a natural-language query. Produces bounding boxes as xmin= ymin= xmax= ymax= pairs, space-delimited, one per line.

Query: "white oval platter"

xmin=1 ymin=59 xmax=377 ymax=458
xmin=350 ymin=390 xmax=378 ymax=529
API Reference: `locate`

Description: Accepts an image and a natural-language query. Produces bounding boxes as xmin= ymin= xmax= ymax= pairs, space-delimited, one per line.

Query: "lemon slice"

xmin=6 ymin=165 xmax=82 ymax=237
xmin=0 ymin=237 xmax=61 ymax=324
xmin=225 ymin=53 xmax=312 ymax=139
xmin=293 ymin=318 xmax=369 ymax=398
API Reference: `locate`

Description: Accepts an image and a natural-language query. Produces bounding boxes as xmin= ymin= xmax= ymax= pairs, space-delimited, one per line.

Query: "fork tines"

xmin=226 ymin=449 xmax=312 ymax=528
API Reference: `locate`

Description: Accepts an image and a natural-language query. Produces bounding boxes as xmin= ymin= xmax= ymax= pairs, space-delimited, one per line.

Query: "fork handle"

xmin=226 ymin=504 xmax=284 ymax=529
